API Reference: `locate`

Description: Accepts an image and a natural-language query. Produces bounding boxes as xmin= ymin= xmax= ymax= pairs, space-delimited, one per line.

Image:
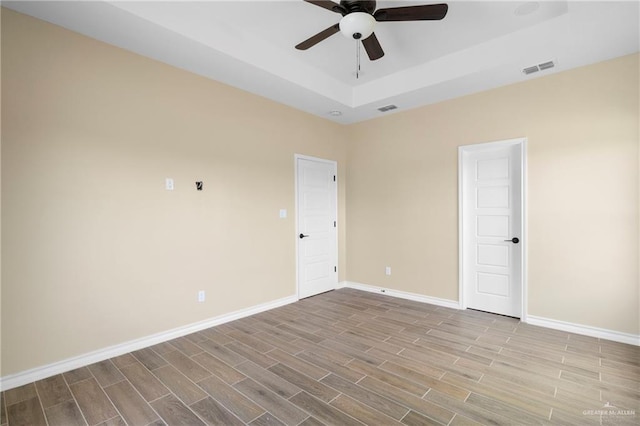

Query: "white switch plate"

xmin=165 ymin=178 xmax=174 ymax=191
xmin=279 ymin=209 xmax=287 ymax=219
xmin=198 ymin=290 xmax=205 ymax=302
xmin=385 ymin=266 xmax=391 ymax=276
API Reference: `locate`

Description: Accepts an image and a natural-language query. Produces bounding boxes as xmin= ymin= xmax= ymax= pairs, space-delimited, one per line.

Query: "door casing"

xmin=458 ymin=138 xmax=528 ymax=320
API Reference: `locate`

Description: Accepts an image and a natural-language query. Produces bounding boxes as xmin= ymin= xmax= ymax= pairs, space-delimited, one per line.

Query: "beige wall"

xmin=1 ymin=9 xmax=348 ymax=376
xmin=347 ymin=53 xmax=639 ymax=335
xmin=1 ymin=8 xmax=638 ymax=378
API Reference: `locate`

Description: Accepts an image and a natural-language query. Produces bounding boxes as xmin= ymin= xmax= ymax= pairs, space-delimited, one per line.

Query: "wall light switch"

xmin=165 ymin=178 xmax=174 ymax=191
xmin=385 ymin=266 xmax=391 ymax=276
xmin=279 ymin=209 xmax=287 ymax=219
xmin=198 ymin=290 xmax=205 ymax=302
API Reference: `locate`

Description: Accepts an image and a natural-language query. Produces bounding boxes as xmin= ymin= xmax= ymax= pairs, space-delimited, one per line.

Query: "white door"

xmin=296 ymin=156 xmax=338 ymax=299
xmin=460 ymin=139 xmax=525 ymax=317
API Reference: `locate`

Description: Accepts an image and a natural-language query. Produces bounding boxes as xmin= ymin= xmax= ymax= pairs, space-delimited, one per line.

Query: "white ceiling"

xmin=4 ymin=1 xmax=639 ymax=124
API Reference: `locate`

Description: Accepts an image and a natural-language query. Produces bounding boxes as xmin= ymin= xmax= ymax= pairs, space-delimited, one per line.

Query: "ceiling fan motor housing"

xmin=340 ymin=0 xmax=377 ymax=14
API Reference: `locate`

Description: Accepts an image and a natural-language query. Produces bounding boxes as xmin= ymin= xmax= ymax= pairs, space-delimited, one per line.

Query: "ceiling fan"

xmin=295 ymin=0 xmax=448 ymax=61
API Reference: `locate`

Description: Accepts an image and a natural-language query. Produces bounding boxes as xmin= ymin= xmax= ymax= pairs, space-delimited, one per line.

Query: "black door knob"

xmin=504 ymin=237 xmax=519 ymax=244
xmin=299 ymin=234 xmax=309 ymax=239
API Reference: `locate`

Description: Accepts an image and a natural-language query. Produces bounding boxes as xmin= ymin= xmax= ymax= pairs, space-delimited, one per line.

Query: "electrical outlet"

xmin=165 ymin=178 xmax=174 ymax=191
xmin=198 ymin=290 xmax=205 ymax=302
xmin=385 ymin=266 xmax=391 ymax=276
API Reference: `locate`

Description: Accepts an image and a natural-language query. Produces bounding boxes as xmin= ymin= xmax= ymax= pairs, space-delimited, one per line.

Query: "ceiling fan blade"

xmin=303 ymin=0 xmax=347 ymax=15
xmin=374 ymin=3 xmax=448 ymax=21
xmin=362 ymin=32 xmax=384 ymax=60
xmin=295 ymin=23 xmax=340 ymax=50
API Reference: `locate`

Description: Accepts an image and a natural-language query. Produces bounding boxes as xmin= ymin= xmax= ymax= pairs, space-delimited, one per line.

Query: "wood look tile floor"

xmin=2 ymin=288 xmax=638 ymax=425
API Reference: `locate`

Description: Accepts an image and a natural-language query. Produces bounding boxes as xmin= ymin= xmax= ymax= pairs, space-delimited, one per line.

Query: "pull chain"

xmin=355 ymin=40 xmax=361 ymax=79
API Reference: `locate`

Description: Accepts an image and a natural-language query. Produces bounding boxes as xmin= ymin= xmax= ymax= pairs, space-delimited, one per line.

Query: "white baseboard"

xmin=525 ymin=315 xmax=640 ymax=346
xmin=338 ymin=281 xmax=461 ymax=310
xmin=5 ymin=287 xmax=636 ymax=392
xmin=338 ymin=282 xmax=639 ymax=346
xmin=0 ymin=294 xmax=297 ymax=392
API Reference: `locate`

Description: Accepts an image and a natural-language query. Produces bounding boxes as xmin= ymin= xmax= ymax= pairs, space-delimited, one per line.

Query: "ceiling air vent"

xmin=378 ymin=104 xmax=397 ymax=112
xmin=538 ymin=60 xmax=555 ymax=70
xmin=523 ymin=60 xmax=555 ymax=75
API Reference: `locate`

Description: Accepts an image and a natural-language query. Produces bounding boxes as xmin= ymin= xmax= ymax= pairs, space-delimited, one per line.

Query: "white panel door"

xmin=296 ymin=157 xmax=337 ymax=299
xmin=461 ymin=141 xmax=523 ymax=317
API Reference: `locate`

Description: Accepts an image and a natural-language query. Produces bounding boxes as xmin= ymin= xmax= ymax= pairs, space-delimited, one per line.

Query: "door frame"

xmin=458 ymin=138 xmax=528 ymax=320
xmin=294 ymin=154 xmax=338 ymax=300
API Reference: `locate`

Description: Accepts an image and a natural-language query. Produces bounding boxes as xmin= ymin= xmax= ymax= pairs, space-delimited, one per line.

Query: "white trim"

xmin=339 ymin=281 xmax=638 ymax=346
xmin=521 ymin=139 xmax=529 ymax=322
xmin=294 ymin=154 xmax=339 ymax=299
xmin=457 ymin=146 xmax=464 ymax=309
xmin=340 ymin=281 xmax=460 ymax=310
xmin=339 ymin=281 xmax=638 ymax=345
xmin=458 ymin=137 xmax=528 ymax=318
xmin=0 ymin=294 xmax=297 ymax=392
xmin=525 ymin=315 xmax=640 ymax=346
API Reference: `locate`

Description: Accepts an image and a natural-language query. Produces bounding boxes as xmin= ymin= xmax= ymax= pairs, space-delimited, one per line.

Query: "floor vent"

xmin=378 ymin=104 xmax=397 ymax=112
xmin=523 ymin=60 xmax=555 ymax=75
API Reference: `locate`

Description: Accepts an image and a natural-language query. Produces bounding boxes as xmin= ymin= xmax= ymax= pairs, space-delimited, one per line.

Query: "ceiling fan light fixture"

xmin=339 ymin=12 xmax=376 ymax=40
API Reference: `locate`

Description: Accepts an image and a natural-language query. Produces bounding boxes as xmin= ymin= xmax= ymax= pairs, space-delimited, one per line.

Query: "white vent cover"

xmin=378 ymin=104 xmax=397 ymax=112
xmin=522 ymin=60 xmax=555 ymax=75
